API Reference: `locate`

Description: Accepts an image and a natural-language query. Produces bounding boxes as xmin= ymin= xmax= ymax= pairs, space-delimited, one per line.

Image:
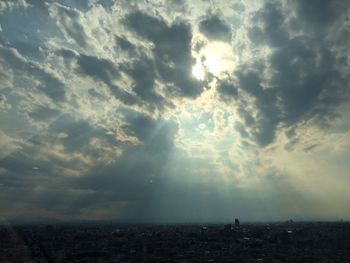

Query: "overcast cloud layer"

xmin=0 ymin=0 xmax=350 ymax=222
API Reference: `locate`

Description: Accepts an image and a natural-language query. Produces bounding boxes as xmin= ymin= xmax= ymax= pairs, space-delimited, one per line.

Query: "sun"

xmin=192 ymin=41 xmax=237 ymax=80
xmin=192 ymin=53 xmax=221 ymax=80
xmin=203 ymin=52 xmax=222 ymax=77
xmin=192 ymin=60 xmax=205 ymax=80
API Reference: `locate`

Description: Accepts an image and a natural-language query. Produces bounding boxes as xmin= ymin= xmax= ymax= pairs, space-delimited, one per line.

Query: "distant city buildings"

xmin=235 ymin=218 xmax=240 ymax=228
xmin=1 ymin=222 xmax=350 ymax=262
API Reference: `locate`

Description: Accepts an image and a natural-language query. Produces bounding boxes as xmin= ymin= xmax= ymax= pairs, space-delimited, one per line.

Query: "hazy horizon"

xmin=3 ymin=217 xmax=349 ymax=226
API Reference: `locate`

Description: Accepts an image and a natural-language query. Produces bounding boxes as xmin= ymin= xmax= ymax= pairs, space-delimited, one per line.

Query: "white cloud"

xmin=0 ymin=0 xmax=28 ymax=14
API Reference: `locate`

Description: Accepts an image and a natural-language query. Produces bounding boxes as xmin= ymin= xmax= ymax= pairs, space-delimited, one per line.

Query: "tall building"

xmin=235 ymin=218 xmax=240 ymax=228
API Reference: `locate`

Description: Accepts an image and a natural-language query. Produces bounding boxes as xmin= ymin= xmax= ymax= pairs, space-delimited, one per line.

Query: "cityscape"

xmin=1 ymin=220 xmax=350 ymax=262
xmin=1 ymin=1 xmax=350 ymax=262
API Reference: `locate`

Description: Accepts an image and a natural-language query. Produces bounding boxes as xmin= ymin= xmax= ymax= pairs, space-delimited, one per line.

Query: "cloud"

xmin=218 ymin=1 xmax=350 ymax=146
xmin=198 ymin=15 xmax=232 ymax=42
xmin=48 ymin=113 xmax=111 ymax=153
xmin=77 ymin=53 xmax=120 ymax=82
xmin=0 ymin=44 xmax=66 ymax=102
xmin=0 ymin=94 xmax=11 ymax=112
xmin=115 ymin=36 xmax=136 ymax=54
xmin=28 ymin=106 xmax=59 ymax=121
xmin=0 ymin=0 xmax=28 ymax=14
xmin=216 ymin=78 xmax=238 ymax=101
xmin=295 ymin=0 xmax=349 ymax=30
xmin=47 ymin=1 xmax=113 ymax=53
xmin=121 ymin=55 xmax=166 ymax=106
xmin=125 ymin=11 xmax=204 ymax=98
xmin=61 ymin=113 xmax=178 ymax=220
xmin=0 ymin=80 xmax=179 ymax=219
xmin=57 ymin=49 xmax=139 ymax=106
xmin=48 ymin=3 xmax=90 ymax=48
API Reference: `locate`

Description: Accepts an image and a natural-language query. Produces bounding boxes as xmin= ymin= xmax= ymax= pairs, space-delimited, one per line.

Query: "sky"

xmin=0 ymin=0 xmax=349 ymax=223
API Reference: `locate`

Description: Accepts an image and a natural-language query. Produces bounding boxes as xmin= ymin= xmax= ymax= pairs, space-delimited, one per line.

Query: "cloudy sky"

xmin=0 ymin=0 xmax=349 ymax=223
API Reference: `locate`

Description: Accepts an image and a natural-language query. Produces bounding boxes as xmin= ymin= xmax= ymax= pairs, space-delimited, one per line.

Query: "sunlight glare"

xmin=192 ymin=60 xmax=205 ymax=80
xmin=197 ymin=42 xmax=237 ymax=79
xmin=204 ymin=52 xmax=222 ymax=77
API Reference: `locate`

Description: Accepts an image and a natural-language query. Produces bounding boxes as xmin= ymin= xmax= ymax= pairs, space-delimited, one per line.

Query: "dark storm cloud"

xmin=125 ymin=11 xmax=204 ymax=98
xmin=218 ymin=1 xmax=350 ymax=147
xmin=198 ymin=15 xmax=232 ymax=42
